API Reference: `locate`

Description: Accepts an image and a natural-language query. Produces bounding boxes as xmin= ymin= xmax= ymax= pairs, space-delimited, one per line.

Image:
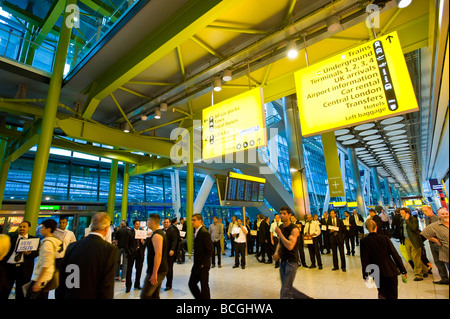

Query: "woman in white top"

xmin=26 ymin=219 xmax=62 ymax=299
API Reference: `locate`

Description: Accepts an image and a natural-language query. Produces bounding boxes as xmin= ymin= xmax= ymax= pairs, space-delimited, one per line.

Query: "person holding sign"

xmin=3 ymin=221 xmax=39 ymax=299
xmin=350 ymin=209 xmax=365 ymax=245
xmin=232 ymin=218 xmax=248 ymax=269
xmin=26 ymin=219 xmax=62 ymax=299
xmin=327 ymin=210 xmax=347 ymax=272
xmin=305 ymin=214 xmax=322 ymax=270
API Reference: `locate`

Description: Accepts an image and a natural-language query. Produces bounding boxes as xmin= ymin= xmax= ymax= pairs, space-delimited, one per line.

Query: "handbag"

xmin=42 ymin=268 xmax=59 ymax=292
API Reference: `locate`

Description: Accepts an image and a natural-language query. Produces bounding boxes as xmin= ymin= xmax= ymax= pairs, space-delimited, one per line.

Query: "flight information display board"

xmin=216 ymin=172 xmax=266 ymax=207
xmin=294 ymin=31 xmax=419 ymax=137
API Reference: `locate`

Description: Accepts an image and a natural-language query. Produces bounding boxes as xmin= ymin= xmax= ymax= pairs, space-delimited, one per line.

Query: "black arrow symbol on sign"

xmin=386 ymin=35 xmax=394 ymax=43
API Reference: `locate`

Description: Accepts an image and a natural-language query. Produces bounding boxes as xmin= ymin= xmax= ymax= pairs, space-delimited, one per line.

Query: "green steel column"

xmin=23 ymin=0 xmax=76 ymax=235
xmin=107 ymin=159 xmax=119 ymax=220
xmin=0 ymin=139 xmax=11 ymax=210
xmin=121 ymin=163 xmax=129 ymax=223
xmin=186 ymin=127 xmax=194 ymax=256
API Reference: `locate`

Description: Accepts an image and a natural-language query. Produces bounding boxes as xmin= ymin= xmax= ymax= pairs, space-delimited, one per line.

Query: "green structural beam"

xmin=80 ymin=0 xmax=118 ymax=22
xmin=30 ymin=0 xmax=66 ymax=50
xmin=129 ymin=157 xmax=179 ymax=176
xmin=0 ymin=100 xmax=71 ymax=123
xmin=121 ymin=163 xmax=129 ymax=222
xmin=57 ymin=118 xmax=175 ymax=158
xmin=0 ymin=126 xmax=151 ymax=165
xmin=0 ymin=139 xmax=11 ymax=210
xmin=107 ymin=158 xmax=119 ymax=219
xmin=82 ymin=0 xmax=242 ymax=119
xmin=4 ymin=119 xmax=41 ymax=163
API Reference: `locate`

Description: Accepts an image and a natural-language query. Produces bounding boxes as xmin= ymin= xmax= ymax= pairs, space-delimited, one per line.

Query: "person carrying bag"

xmin=25 ymin=219 xmax=62 ymax=299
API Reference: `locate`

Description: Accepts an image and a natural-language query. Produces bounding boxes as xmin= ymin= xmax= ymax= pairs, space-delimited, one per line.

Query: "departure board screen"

xmin=216 ymin=173 xmax=266 ymax=207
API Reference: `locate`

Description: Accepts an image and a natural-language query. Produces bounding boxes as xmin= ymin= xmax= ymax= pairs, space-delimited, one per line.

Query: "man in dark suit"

xmin=163 ymin=217 xmax=180 ymax=291
xmin=320 ymin=212 xmax=331 ymax=254
xmin=350 ymin=209 xmax=364 ymax=245
xmin=343 ymin=211 xmax=355 ymax=256
xmin=369 ymin=208 xmax=383 ymax=234
xmin=2 ymin=221 xmax=39 ymax=299
xmin=327 ymin=210 xmax=346 ymax=272
xmin=125 ymin=219 xmax=145 ymax=292
xmin=60 ymin=213 xmax=118 ymax=299
xmin=256 ymin=216 xmax=271 ymax=263
xmin=360 ymin=219 xmax=407 ymax=299
xmin=188 ymin=213 xmax=214 ymax=299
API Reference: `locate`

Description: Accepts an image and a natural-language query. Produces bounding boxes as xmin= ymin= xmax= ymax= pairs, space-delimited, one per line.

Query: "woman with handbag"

xmin=25 ymin=219 xmax=62 ymax=299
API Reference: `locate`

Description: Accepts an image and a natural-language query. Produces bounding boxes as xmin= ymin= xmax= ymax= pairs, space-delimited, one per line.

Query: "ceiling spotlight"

xmin=160 ymin=102 xmax=168 ymax=112
xmin=140 ymin=113 xmax=148 ymax=121
xmin=396 ymin=0 xmax=412 ymax=8
xmin=213 ymin=76 xmax=222 ymax=92
xmin=326 ymin=15 xmax=341 ymax=32
xmin=123 ymin=123 xmax=130 ymax=133
xmin=222 ymin=69 xmax=232 ymax=82
xmin=154 ymin=108 xmax=161 ymax=119
xmin=287 ymin=39 xmax=298 ymax=59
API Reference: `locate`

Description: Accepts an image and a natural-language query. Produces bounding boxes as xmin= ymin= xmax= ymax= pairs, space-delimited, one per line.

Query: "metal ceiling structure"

xmin=0 ymin=0 xmax=448 ymax=199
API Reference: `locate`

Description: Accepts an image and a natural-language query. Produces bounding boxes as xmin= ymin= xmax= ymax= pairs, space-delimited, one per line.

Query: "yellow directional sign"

xmin=294 ymin=31 xmax=419 ymax=137
xmin=202 ymin=87 xmax=267 ymax=160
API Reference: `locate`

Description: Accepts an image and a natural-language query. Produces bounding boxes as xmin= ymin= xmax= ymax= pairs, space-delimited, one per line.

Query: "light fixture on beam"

xmin=213 ymin=76 xmax=222 ymax=92
xmin=160 ymin=102 xmax=168 ymax=112
xmin=396 ymin=0 xmax=412 ymax=8
xmin=287 ymin=39 xmax=298 ymax=59
xmin=222 ymin=69 xmax=232 ymax=82
xmin=123 ymin=123 xmax=130 ymax=133
xmin=326 ymin=15 xmax=341 ymax=32
xmin=140 ymin=113 xmax=148 ymax=121
xmin=154 ymin=108 xmax=161 ymax=119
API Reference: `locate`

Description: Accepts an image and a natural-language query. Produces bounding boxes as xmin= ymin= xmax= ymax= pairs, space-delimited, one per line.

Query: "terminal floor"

xmin=111 ymin=239 xmax=448 ymax=300
xmin=8 ymin=238 xmax=449 ymax=300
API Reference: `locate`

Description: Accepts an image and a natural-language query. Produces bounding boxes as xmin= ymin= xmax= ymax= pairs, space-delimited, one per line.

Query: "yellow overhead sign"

xmin=294 ymin=31 xmax=419 ymax=137
xmin=202 ymin=87 xmax=267 ymax=160
xmin=228 ymin=172 xmax=266 ymax=184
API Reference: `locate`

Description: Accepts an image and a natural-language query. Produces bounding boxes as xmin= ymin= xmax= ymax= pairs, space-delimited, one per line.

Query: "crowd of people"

xmin=0 ymin=205 xmax=447 ymax=300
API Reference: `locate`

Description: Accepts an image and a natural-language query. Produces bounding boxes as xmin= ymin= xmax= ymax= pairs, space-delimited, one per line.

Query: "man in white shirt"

xmin=305 ymin=214 xmax=323 ymax=270
xmin=270 ymin=214 xmax=282 ymax=268
xmin=227 ymin=216 xmax=238 ymax=257
xmin=54 ymin=217 xmax=76 ymax=299
xmin=232 ymin=219 xmax=248 ymax=269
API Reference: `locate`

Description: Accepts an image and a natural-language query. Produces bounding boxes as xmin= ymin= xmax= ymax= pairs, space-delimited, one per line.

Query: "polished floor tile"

xmin=113 ymin=239 xmax=449 ymax=300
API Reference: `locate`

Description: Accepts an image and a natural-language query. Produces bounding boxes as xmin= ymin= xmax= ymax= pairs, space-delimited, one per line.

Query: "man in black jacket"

xmin=327 ymin=210 xmax=346 ymax=272
xmin=60 ymin=212 xmax=118 ymax=299
xmin=163 ymin=218 xmax=180 ymax=291
xmin=125 ymin=219 xmax=145 ymax=292
xmin=369 ymin=208 xmax=383 ymax=234
xmin=2 ymin=221 xmax=39 ymax=299
xmin=350 ymin=209 xmax=364 ymax=245
xmin=360 ymin=219 xmax=407 ymax=299
xmin=188 ymin=214 xmax=214 ymax=299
